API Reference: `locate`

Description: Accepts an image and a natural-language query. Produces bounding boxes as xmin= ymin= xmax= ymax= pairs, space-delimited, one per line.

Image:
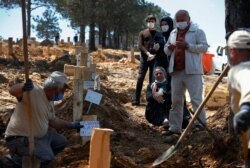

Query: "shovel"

xmin=152 ymin=65 xmax=230 ymax=167
xmin=21 ymin=0 xmax=40 ymax=167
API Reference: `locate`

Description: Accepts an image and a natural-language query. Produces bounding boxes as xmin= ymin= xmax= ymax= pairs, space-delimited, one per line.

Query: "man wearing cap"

xmin=4 ymin=71 xmax=83 ymax=166
xmin=132 ymin=15 xmax=164 ymax=106
xmin=227 ymin=29 xmax=250 ymax=166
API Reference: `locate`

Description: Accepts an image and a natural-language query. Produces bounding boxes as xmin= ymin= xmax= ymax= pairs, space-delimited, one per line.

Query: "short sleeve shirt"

xmin=5 ymin=84 xmax=56 ymax=138
xmin=228 ymin=61 xmax=250 ymax=113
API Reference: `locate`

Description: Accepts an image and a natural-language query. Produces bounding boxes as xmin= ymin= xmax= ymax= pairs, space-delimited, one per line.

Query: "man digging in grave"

xmin=2 ymin=71 xmax=83 ymax=167
xmin=227 ymin=29 xmax=250 ymax=168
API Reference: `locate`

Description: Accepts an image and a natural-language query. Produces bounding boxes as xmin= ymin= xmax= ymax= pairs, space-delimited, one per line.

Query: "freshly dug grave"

xmin=0 ymin=43 xmax=243 ymax=168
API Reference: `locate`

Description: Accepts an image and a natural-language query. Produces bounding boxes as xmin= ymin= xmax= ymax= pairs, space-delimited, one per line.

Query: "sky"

xmin=0 ymin=0 xmax=226 ymax=46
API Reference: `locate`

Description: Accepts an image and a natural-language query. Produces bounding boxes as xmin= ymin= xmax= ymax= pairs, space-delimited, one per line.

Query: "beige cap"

xmin=228 ymin=30 xmax=250 ymax=49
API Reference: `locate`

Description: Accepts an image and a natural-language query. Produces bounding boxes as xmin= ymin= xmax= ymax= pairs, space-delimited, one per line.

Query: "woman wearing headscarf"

xmin=152 ymin=16 xmax=174 ymax=74
xmin=145 ymin=66 xmax=171 ymax=126
xmin=145 ymin=65 xmax=190 ymax=129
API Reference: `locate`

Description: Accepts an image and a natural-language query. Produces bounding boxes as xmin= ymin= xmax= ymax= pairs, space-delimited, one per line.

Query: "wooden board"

xmin=89 ymin=128 xmax=113 ymax=168
xmin=73 ymin=67 xmax=84 ymax=121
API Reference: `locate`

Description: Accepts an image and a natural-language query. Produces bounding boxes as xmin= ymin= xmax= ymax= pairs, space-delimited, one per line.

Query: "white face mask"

xmin=147 ymin=22 xmax=155 ymax=29
xmin=161 ymin=25 xmax=169 ymax=32
xmin=176 ymin=21 xmax=188 ymax=30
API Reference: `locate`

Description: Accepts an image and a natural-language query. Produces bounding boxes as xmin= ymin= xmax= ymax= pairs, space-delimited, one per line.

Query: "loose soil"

xmin=0 ymin=42 xmax=244 ymax=167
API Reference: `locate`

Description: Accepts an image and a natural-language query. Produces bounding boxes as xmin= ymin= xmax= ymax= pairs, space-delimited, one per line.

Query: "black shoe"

xmin=132 ymin=99 xmax=140 ymax=106
xmin=162 ymin=130 xmax=181 ymax=136
xmin=0 ymin=156 xmax=20 ymax=168
xmin=162 ymin=131 xmax=181 ymax=143
xmin=193 ymin=124 xmax=205 ymax=132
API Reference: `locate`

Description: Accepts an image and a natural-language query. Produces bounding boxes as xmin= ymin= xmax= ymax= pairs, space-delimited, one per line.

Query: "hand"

xmin=70 ymin=121 xmax=84 ymax=130
xmin=147 ymin=55 xmax=155 ymax=61
xmin=176 ymin=41 xmax=188 ymax=49
xmin=153 ymin=93 xmax=165 ymax=104
xmin=153 ymin=43 xmax=160 ymax=51
xmin=23 ymin=79 xmax=33 ymax=91
xmin=233 ymin=103 xmax=250 ymax=134
xmin=168 ymin=44 xmax=176 ymax=51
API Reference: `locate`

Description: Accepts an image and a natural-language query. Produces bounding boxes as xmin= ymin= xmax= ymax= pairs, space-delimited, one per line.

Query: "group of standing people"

xmin=133 ymin=9 xmax=209 ymax=142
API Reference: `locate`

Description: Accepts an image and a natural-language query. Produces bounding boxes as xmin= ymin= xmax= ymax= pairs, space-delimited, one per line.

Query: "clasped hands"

xmin=153 ymin=92 xmax=165 ymax=104
xmin=168 ymin=41 xmax=188 ymax=51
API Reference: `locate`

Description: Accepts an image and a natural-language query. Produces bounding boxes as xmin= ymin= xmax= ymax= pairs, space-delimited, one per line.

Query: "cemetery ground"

xmin=0 ymin=40 xmax=244 ymax=167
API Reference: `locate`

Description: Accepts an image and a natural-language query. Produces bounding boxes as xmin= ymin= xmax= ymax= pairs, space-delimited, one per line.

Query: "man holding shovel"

xmin=4 ymin=71 xmax=83 ymax=167
xmin=227 ymin=29 xmax=250 ymax=167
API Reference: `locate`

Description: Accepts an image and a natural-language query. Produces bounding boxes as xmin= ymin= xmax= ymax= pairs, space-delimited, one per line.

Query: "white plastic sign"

xmin=80 ymin=121 xmax=100 ymax=136
xmin=85 ymin=90 xmax=103 ymax=105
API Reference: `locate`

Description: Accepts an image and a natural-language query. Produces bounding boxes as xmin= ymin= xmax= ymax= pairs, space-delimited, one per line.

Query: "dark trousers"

xmin=135 ymin=56 xmax=155 ymax=101
xmin=6 ymin=131 xmax=67 ymax=166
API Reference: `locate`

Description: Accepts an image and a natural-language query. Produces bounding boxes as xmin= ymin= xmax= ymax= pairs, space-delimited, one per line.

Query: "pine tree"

xmin=33 ymin=9 xmax=61 ymax=40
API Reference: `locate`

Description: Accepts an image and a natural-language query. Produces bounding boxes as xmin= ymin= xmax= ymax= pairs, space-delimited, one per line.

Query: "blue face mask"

xmin=51 ymin=92 xmax=64 ymax=101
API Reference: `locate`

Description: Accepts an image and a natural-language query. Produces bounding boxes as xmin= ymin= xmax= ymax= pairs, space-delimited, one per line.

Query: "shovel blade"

xmin=152 ymin=145 xmax=178 ymax=167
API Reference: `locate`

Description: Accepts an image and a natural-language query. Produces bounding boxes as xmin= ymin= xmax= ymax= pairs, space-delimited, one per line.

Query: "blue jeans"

xmin=6 ymin=131 xmax=67 ymax=166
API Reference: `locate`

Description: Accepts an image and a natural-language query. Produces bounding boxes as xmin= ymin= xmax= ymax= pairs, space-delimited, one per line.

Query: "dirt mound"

xmin=0 ymin=44 xmax=243 ymax=168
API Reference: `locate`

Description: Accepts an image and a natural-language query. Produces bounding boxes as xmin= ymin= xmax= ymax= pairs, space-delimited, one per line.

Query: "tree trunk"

xmin=102 ymin=25 xmax=107 ymax=48
xmin=132 ymin=35 xmax=135 ymax=48
xmin=113 ymin=28 xmax=119 ymax=49
xmin=27 ymin=0 xmax=31 ymax=37
xmin=80 ymin=24 xmax=85 ymax=44
xmin=80 ymin=0 xmax=85 ymax=44
xmin=89 ymin=0 xmax=96 ymax=51
xmin=225 ymin=0 xmax=250 ymax=33
xmin=98 ymin=24 xmax=102 ymax=45
xmin=108 ymin=29 xmax=112 ymax=48
xmin=125 ymin=30 xmax=128 ymax=50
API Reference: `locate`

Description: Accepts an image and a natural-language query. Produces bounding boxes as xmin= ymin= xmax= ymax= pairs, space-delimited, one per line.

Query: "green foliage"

xmin=1 ymin=0 xmax=169 ymax=48
xmin=33 ymin=9 xmax=61 ymax=40
xmin=0 ymin=0 xmax=21 ymax=8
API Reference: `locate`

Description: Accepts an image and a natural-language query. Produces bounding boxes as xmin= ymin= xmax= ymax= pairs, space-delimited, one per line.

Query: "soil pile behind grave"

xmin=0 ymin=41 xmax=243 ymax=167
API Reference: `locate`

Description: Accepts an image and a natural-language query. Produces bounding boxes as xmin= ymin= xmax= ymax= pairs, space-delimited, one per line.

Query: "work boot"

xmin=162 ymin=130 xmax=181 ymax=144
xmin=193 ymin=124 xmax=205 ymax=132
xmin=131 ymin=99 xmax=140 ymax=106
xmin=0 ymin=155 xmax=20 ymax=168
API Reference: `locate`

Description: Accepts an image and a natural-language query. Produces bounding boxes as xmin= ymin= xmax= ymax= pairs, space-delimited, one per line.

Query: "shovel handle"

xmin=176 ymin=65 xmax=230 ymax=146
xmin=21 ymin=0 xmax=29 ymax=81
xmin=21 ymin=0 xmax=35 ymax=161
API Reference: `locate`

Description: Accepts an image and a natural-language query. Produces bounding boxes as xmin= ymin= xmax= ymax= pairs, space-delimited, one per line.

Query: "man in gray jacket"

xmin=163 ymin=9 xmax=209 ymax=142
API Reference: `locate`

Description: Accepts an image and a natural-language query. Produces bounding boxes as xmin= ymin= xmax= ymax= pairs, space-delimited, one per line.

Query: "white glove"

xmin=146 ymin=52 xmax=155 ymax=61
xmin=153 ymin=43 xmax=160 ymax=51
xmin=147 ymin=55 xmax=155 ymax=61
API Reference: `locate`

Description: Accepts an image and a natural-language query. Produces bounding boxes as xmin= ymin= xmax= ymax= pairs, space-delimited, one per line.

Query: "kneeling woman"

xmin=145 ymin=66 xmax=171 ymax=126
xmin=145 ymin=66 xmax=190 ymax=128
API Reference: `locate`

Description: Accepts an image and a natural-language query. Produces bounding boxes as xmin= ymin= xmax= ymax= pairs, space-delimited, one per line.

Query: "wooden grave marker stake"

xmin=89 ymin=128 xmax=114 ymax=168
xmin=130 ymin=47 xmax=135 ymax=63
xmin=73 ymin=66 xmax=84 ymax=121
